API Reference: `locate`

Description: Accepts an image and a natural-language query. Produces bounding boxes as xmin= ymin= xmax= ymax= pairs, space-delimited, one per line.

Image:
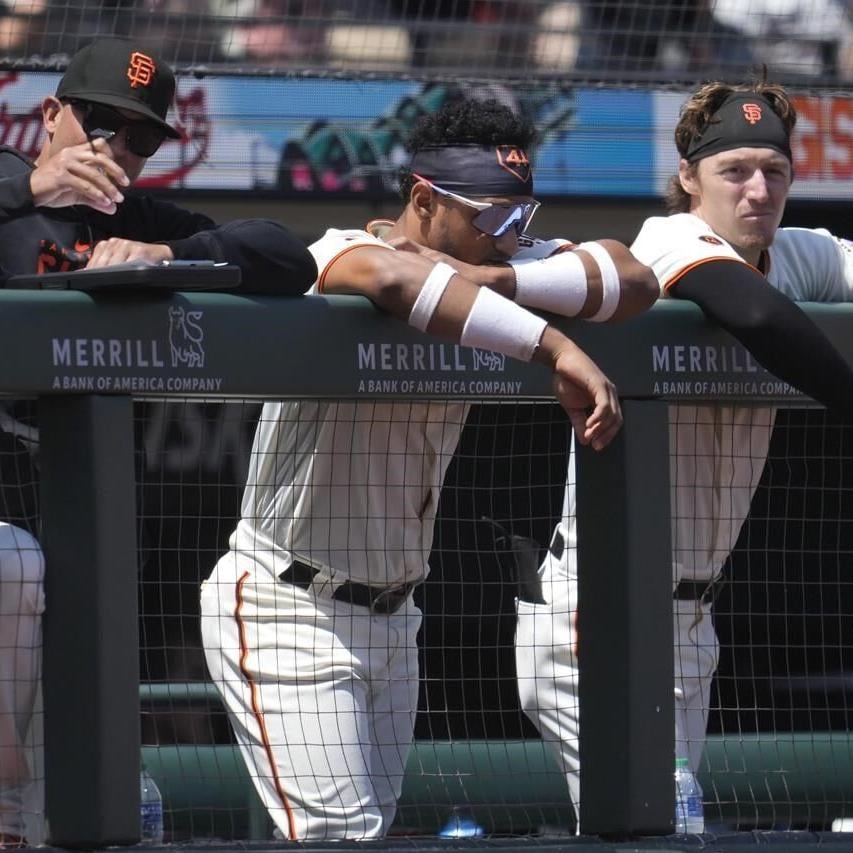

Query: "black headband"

xmin=408 ymin=143 xmax=534 ymax=196
xmin=685 ymin=93 xmax=792 ymax=163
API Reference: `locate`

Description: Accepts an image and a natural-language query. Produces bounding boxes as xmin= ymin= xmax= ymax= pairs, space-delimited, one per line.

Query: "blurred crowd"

xmin=1 ymin=0 xmax=852 ymax=82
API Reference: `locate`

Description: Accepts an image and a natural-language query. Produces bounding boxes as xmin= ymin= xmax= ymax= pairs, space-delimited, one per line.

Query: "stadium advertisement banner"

xmin=653 ymin=91 xmax=853 ymax=200
xmin=0 ymin=72 xmax=656 ymax=196
xmin=2 ymin=72 xmax=849 ymax=199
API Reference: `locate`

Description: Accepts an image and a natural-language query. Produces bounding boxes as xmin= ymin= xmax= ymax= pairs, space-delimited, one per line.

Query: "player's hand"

xmin=542 ymin=332 xmax=621 ymax=450
xmin=29 ymin=138 xmax=129 ymax=214
xmin=85 ymin=239 xmax=173 ymax=268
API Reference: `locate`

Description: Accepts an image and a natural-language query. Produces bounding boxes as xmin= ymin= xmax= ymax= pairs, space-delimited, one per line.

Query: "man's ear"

xmin=410 ymin=180 xmax=437 ymax=222
xmin=41 ymin=96 xmax=63 ymax=135
xmin=678 ymin=158 xmax=700 ymax=197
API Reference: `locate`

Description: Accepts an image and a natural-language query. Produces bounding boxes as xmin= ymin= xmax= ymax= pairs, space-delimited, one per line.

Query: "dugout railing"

xmin=3 ymin=290 xmax=853 ymax=849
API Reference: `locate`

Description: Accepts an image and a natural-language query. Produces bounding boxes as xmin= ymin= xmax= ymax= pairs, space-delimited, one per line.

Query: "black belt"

xmin=279 ymin=560 xmax=416 ymax=615
xmin=552 ymin=531 xmax=721 ymax=604
xmin=674 ymin=578 xmax=722 ymax=604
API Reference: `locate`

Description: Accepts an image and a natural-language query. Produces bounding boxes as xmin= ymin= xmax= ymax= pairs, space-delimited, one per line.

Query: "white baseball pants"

xmin=515 ymin=554 xmax=718 ymax=829
xmin=0 ymin=522 xmax=44 ymax=840
xmin=200 ymin=551 xmax=422 ymax=840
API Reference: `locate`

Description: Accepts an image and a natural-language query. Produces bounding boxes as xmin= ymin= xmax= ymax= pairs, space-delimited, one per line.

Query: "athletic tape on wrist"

xmin=509 ymin=249 xmax=588 ymax=317
xmin=460 ymin=286 xmax=547 ymax=362
xmin=408 ymin=262 xmax=456 ymax=332
xmin=577 ymin=242 xmax=620 ymax=322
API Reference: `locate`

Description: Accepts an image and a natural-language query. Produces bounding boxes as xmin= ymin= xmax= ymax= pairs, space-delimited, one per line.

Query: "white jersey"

xmin=554 ymin=214 xmax=853 ymax=584
xmin=639 ymin=214 xmax=853 ymax=582
xmin=633 ymin=213 xmax=853 ymax=301
xmin=232 ymin=225 xmax=469 ymax=587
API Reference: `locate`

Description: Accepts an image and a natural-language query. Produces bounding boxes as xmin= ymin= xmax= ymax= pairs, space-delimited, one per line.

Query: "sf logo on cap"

xmin=742 ymin=103 xmax=763 ymax=125
xmin=127 ymin=51 xmax=156 ymax=88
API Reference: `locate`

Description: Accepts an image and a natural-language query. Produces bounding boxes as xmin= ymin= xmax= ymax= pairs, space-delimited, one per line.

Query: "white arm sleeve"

xmin=460 ymin=287 xmax=548 ymax=362
xmin=576 ymin=241 xmax=621 ymax=322
xmin=510 ymin=250 xmax=588 ymax=316
xmin=408 ymin=262 xmax=456 ymax=331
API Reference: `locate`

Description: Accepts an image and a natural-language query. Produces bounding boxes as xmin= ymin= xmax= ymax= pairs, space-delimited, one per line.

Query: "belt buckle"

xmin=370 ymin=583 xmax=410 ymax=615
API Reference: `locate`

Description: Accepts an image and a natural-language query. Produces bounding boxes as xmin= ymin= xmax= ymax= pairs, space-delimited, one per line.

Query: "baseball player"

xmin=0 ymin=38 xmax=316 ymax=846
xmin=515 ymin=80 xmax=853 ymax=829
xmin=200 ymin=96 xmax=657 ymax=841
xmin=0 ymin=402 xmax=42 ymax=850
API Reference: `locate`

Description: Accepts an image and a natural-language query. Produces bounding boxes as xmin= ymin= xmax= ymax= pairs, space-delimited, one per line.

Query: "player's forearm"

xmin=676 ymin=261 xmax=853 ymax=416
xmin=587 ymin=240 xmax=659 ymax=322
xmin=532 ymin=326 xmax=581 ymax=369
xmin=166 ymin=220 xmax=317 ymax=295
xmin=398 ymin=260 xmax=547 ymax=363
xmin=336 ymin=251 xmax=557 ymax=364
xmin=422 ymin=260 xmax=516 ymax=298
xmin=509 ymin=239 xmax=658 ymax=323
xmin=726 ymin=305 xmax=853 ymax=416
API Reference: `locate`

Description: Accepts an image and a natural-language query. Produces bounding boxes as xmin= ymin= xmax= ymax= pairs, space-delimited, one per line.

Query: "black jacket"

xmin=0 ymin=145 xmax=316 ymax=293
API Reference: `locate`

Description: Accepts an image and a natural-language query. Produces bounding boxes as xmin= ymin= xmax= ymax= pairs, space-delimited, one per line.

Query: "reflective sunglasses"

xmin=414 ymin=173 xmax=539 ymax=238
xmin=69 ymin=99 xmax=168 ymax=158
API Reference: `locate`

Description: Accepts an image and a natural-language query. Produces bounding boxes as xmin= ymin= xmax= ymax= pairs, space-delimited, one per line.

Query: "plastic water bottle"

xmin=674 ymin=757 xmax=704 ymax=834
xmin=140 ymin=765 xmax=164 ymax=844
xmin=438 ymin=806 xmax=484 ymax=838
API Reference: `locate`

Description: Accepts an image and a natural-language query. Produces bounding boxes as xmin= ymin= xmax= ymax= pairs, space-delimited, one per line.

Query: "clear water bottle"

xmin=674 ymin=757 xmax=704 ymax=834
xmin=140 ymin=765 xmax=164 ymax=844
xmin=438 ymin=806 xmax=484 ymax=838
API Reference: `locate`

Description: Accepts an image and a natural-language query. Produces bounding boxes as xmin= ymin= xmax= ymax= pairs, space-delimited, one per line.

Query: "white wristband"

xmin=577 ymin=241 xmax=620 ymax=322
xmin=509 ymin=249 xmax=588 ymax=317
xmin=460 ymin=286 xmax=547 ymax=362
xmin=408 ymin=262 xmax=456 ymax=332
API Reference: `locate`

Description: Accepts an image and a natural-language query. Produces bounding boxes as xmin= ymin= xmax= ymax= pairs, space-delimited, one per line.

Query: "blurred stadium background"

xmin=3 ymin=0 xmax=853 ymax=846
xmin=1 ymin=0 xmax=853 ymax=84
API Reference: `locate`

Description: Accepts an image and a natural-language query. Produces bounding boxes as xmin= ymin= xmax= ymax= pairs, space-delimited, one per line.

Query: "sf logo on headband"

xmin=496 ymin=145 xmax=531 ymax=183
xmin=742 ymin=103 xmax=763 ymax=125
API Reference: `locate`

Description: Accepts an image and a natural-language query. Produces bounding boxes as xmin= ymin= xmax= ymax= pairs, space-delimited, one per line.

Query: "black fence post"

xmin=575 ymin=399 xmax=674 ymax=836
xmin=39 ymin=394 xmax=140 ymax=848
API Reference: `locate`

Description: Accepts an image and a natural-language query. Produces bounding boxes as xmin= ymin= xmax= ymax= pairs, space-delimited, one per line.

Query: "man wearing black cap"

xmin=0 ymin=37 xmax=316 ymax=285
xmin=0 ymin=37 xmax=316 ymax=848
xmin=200 ymin=96 xmax=656 ymax=840
xmin=516 ymin=80 xmax=853 ymax=831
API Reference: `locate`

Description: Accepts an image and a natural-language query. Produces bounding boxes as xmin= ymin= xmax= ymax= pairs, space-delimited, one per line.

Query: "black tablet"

xmin=6 ymin=260 xmax=241 ymax=292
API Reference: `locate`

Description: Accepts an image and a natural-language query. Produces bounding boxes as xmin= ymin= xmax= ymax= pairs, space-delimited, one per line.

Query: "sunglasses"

xmin=69 ymin=99 xmax=168 ymax=158
xmin=414 ymin=174 xmax=539 ymax=238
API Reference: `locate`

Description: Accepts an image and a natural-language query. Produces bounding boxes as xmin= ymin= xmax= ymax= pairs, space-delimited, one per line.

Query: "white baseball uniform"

xmin=515 ymin=213 xmax=853 ymax=825
xmin=0 ymin=523 xmax=44 ymax=842
xmin=0 ymin=402 xmax=44 ymax=842
xmin=200 ymin=223 xmax=475 ymax=840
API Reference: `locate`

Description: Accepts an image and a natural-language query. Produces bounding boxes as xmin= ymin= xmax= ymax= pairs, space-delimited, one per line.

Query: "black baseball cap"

xmin=56 ymin=38 xmax=181 ymax=139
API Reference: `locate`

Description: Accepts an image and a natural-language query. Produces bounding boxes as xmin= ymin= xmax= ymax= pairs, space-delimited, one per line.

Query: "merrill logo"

xmin=472 ymin=349 xmax=505 ymax=371
xmin=168 ymin=306 xmax=205 ymax=369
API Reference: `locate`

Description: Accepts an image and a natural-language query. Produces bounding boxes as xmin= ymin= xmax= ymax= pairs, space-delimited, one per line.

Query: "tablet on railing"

xmin=5 ymin=259 xmax=241 ymax=292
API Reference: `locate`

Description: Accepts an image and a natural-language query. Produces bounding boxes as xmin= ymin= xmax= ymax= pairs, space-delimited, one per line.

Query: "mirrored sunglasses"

xmin=70 ymin=99 xmax=168 ymax=158
xmin=415 ymin=174 xmax=539 ymax=238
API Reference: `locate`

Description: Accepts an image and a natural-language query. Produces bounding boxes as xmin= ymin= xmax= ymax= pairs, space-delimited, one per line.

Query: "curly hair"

xmin=398 ymin=97 xmax=537 ymax=201
xmin=665 ymin=80 xmax=797 ymax=214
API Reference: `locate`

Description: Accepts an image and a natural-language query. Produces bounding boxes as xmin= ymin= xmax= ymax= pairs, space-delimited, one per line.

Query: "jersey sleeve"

xmin=769 ymin=228 xmax=853 ymax=302
xmin=307 ymin=228 xmax=392 ymax=294
xmin=630 ymin=214 xmax=748 ymax=295
xmin=512 ymin=236 xmax=573 ymax=260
